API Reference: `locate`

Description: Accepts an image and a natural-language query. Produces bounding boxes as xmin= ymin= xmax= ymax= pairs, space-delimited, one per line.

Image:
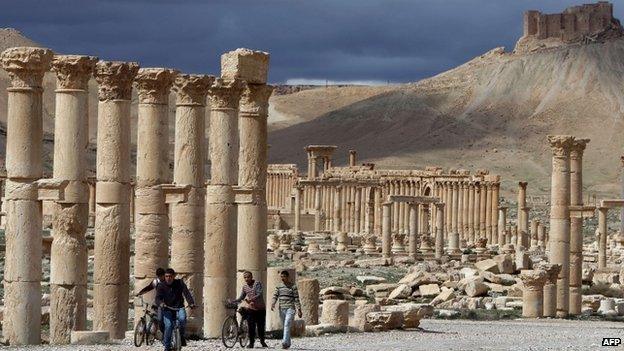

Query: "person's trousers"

xmin=162 ymin=308 xmax=187 ymax=350
xmin=247 ymin=309 xmax=266 ymax=346
xmin=279 ymin=308 xmax=295 ymax=347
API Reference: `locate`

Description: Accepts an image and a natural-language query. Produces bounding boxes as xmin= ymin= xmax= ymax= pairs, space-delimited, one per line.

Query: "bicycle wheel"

xmin=146 ymin=319 xmax=157 ymax=345
xmin=133 ymin=318 xmax=145 ymax=347
xmin=173 ymin=327 xmax=182 ymax=351
xmin=221 ymin=315 xmax=239 ymax=348
xmin=239 ymin=318 xmax=250 ymax=348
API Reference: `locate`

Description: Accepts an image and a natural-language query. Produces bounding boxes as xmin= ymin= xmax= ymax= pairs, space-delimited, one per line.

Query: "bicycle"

xmin=221 ymin=300 xmax=250 ymax=348
xmin=133 ymin=296 xmax=159 ymax=347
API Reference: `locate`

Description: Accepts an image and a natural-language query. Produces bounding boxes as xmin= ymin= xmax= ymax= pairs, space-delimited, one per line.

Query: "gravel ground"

xmin=5 ymin=318 xmax=624 ymax=351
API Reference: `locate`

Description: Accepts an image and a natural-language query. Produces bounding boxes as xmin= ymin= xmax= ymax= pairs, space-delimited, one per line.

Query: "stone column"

xmin=294 ymin=186 xmax=303 ymax=233
xmin=547 ymin=135 xmax=574 ymax=318
xmin=540 ymin=263 xmax=561 ymax=318
xmin=468 ymin=183 xmax=475 ymax=244
xmin=349 ymin=149 xmax=357 ymax=167
xmin=373 ymin=186 xmax=381 ymax=235
xmin=462 ymin=182 xmax=469 ymax=239
xmin=314 ymin=185 xmax=322 ymax=231
xmin=49 ymin=54 xmax=97 ymax=344
xmin=621 ymin=156 xmax=624 ymax=237
xmin=530 ymin=219 xmax=540 ymax=250
xmin=491 ymin=182 xmax=499 ymax=245
xmin=354 ymin=187 xmax=361 ymax=233
xmin=236 ymin=63 xmax=273 ymax=295
xmin=498 ymin=206 xmax=507 ymax=247
xmin=171 ymin=74 xmax=213 ymax=336
xmin=408 ymin=203 xmax=419 ymax=259
xmin=133 ymin=68 xmax=177 ymax=313
xmin=569 ymin=138 xmax=588 ymax=316
xmin=382 ymin=202 xmax=392 ymax=258
xmin=435 ymin=203 xmax=445 ymax=259
xmin=298 ymin=278 xmax=320 ymax=325
xmin=538 ymin=223 xmax=546 ymax=249
xmin=479 ymin=182 xmax=487 ymax=239
xmin=474 ymin=183 xmax=481 ymax=240
xmin=598 ymin=207 xmax=608 ymax=270
xmin=451 ymin=183 xmax=459 ymax=239
xmin=520 ymin=270 xmax=548 ymax=318
xmin=517 ymin=181 xmax=528 ymax=249
xmin=1 ymin=46 xmax=53 ymax=346
xmin=204 ymin=78 xmax=243 ymax=337
xmin=93 ymin=60 xmax=139 ymax=339
xmin=484 ymin=183 xmax=492 ymax=245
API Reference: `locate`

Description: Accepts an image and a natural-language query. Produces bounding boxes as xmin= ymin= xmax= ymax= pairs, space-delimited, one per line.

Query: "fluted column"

xmin=462 ymin=182 xmax=469 ymax=240
xmin=354 ymin=187 xmax=361 ymax=233
xmin=93 ymin=60 xmax=139 ymax=339
xmin=49 ymin=54 xmax=97 ymax=344
xmin=435 ymin=203 xmax=445 ymax=259
xmin=451 ymin=182 xmax=459 ymax=238
xmin=133 ymin=68 xmax=177 ymax=318
xmin=569 ymin=138 xmax=589 ymax=316
xmin=1 ymin=46 xmax=53 ymax=346
xmin=479 ymin=182 xmax=487 ymax=239
xmin=314 ymin=185 xmax=322 ymax=231
xmin=373 ymin=186 xmax=381 ymax=235
xmin=498 ymin=206 xmax=507 ymax=247
xmin=172 ymin=74 xmax=213 ymax=336
xmin=547 ymin=135 xmax=574 ymax=318
xmin=468 ymin=183 xmax=475 ymax=244
xmin=408 ymin=203 xmax=419 ymax=259
xmin=598 ymin=207 xmax=608 ymax=270
xmin=485 ymin=182 xmax=492 ymax=244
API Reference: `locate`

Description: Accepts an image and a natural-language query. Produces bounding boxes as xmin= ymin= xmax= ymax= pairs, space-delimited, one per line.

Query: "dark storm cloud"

xmin=1 ymin=0 xmax=620 ymax=83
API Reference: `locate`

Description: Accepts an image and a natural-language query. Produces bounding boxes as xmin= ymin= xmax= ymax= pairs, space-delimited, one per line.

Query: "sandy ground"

xmin=8 ymin=318 xmax=624 ymax=351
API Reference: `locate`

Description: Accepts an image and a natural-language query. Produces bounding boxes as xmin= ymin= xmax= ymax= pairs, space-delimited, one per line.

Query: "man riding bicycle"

xmin=155 ymin=268 xmax=196 ymax=351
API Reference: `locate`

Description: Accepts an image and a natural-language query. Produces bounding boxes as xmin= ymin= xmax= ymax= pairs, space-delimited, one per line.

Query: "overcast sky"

xmin=2 ymin=0 xmax=621 ymax=84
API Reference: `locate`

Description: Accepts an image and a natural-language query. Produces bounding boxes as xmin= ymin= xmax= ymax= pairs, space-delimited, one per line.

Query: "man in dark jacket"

xmin=155 ymin=268 xmax=195 ymax=350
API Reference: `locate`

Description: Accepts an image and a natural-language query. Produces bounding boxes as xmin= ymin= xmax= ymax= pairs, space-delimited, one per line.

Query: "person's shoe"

xmin=247 ymin=343 xmax=254 ymax=348
xmin=260 ymin=341 xmax=269 ymax=348
xmin=181 ymin=338 xmax=187 ymax=347
xmin=282 ymin=342 xmax=290 ymax=349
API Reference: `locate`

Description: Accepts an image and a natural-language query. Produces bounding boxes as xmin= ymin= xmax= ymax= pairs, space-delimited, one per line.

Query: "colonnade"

xmin=0 ymin=46 xmax=271 ymax=345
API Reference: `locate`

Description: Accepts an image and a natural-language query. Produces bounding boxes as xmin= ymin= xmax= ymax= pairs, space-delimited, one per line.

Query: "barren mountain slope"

xmin=268 ymin=40 xmax=624 ymax=196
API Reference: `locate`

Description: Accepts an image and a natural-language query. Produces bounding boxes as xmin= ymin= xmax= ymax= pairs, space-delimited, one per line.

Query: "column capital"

xmin=173 ymin=74 xmax=214 ymax=106
xmin=520 ymin=269 xmax=548 ymax=290
xmin=95 ymin=61 xmax=140 ymax=101
xmin=547 ymin=135 xmax=575 ymax=157
xmin=434 ymin=202 xmax=445 ymax=210
xmin=620 ymin=155 xmax=624 ymax=167
xmin=536 ymin=263 xmax=561 ymax=284
xmin=207 ymin=77 xmax=244 ymax=110
xmin=51 ymin=55 xmax=98 ymax=90
xmin=135 ymin=68 xmax=178 ymax=104
xmin=240 ymin=83 xmax=274 ymax=117
xmin=518 ymin=181 xmax=528 ymax=189
xmin=1 ymin=46 xmax=53 ymax=88
xmin=570 ymin=138 xmax=590 ymax=159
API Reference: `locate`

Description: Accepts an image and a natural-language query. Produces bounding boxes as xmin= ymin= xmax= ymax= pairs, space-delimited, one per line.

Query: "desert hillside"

xmin=268 ymin=41 xmax=624 ymax=197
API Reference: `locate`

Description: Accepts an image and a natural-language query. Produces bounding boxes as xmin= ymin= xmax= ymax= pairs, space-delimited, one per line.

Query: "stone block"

xmin=365 ymin=283 xmax=398 ymax=296
xmin=418 ymin=284 xmax=441 ymax=297
xmin=356 ymin=275 xmax=387 ymax=285
xmin=593 ymin=270 xmax=620 ymax=285
xmin=70 ymin=330 xmax=110 ymax=345
xmin=388 ymin=284 xmax=412 ymax=300
xmin=465 ymin=279 xmax=490 ymax=297
xmin=459 ymin=267 xmax=478 ymax=278
xmin=485 ymin=282 xmax=504 ymax=293
xmin=352 ymin=303 xmax=381 ymax=331
xmin=431 ymin=288 xmax=456 ymax=306
xmin=221 ymin=48 xmax=269 ymax=84
xmin=493 ymin=254 xmax=515 ymax=274
xmin=384 ymin=303 xmax=431 ymax=328
xmin=305 ymin=323 xmax=346 ymax=336
xmin=321 ymin=300 xmax=349 ymax=327
xmin=474 ymin=259 xmax=500 ymax=274
xmin=365 ymin=311 xmax=404 ymax=332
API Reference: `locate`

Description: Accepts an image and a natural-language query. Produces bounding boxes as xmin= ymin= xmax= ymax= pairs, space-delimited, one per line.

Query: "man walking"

xmin=270 ymin=270 xmax=301 ymax=349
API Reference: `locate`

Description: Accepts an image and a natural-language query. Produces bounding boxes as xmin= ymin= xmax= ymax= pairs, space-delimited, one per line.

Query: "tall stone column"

xmin=373 ymin=186 xmax=381 ymax=235
xmin=435 ymin=203 xmax=445 ymax=259
xmin=520 ymin=270 xmax=548 ymax=318
xmin=349 ymin=149 xmax=357 ymax=167
xmin=49 ymin=54 xmax=97 ymax=344
xmin=1 ymin=46 xmax=53 ymax=346
xmin=171 ymin=74 xmax=213 ymax=336
xmin=235 ymin=64 xmax=273 ymax=294
xmin=498 ymin=206 xmax=507 ymax=247
xmin=354 ymin=187 xmax=361 ymax=233
xmin=294 ymin=186 xmax=303 ymax=233
xmin=382 ymin=202 xmax=392 ymax=258
xmin=491 ymin=182 xmax=499 ymax=245
xmin=444 ymin=182 xmax=451 ymax=239
xmin=451 ymin=182 xmax=459 ymax=239
xmin=93 ymin=60 xmax=139 ymax=339
xmin=462 ymin=182 xmax=469 ymax=239
xmin=569 ymin=138 xmax=589 ymax=316
xmin=479 ymin=182 xmax=487 ymax=239
xmin=474 ymin=183 xmax=481 ymax=240
xmin=468 ymin=183 xmax=475 ymax=244
xmin=541 ymin=263 xmax=561 ymax=318
xmin=133 ymin=68 xmax=177 ymax=311
xmin=205 ymin=77 xmax=243 ymax=337
xmin=530 ymin=219 xmax=540 ymax=250
xmin=538 ymin=223 xmax=546 ymax=249
xmin=408 ymin=203 xmax=419 ymax=259
xmin=547 ymin=135 xmax=574 ymax=318
xmin=485 ymin=183 xmax=492 ymax=244
xmin=314 ymin=185 xmax=322 ymax=231
xmin=517 ymin=181 xmax=528 ymax=249
xmin=598 ymin=207 xmax=608 ymax=270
